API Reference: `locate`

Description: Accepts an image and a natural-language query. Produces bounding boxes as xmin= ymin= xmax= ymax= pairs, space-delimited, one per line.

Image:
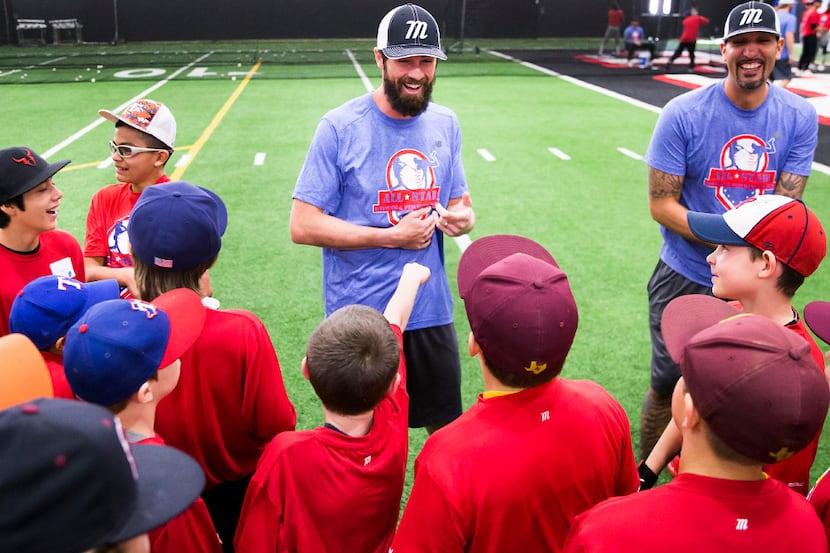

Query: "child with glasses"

xmin=82 ymin=98 xmax=177 ymax=299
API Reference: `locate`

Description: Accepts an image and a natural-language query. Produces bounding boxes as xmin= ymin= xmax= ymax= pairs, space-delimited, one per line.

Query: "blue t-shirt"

xmin=293 ymin=93 xmax=468 ymax=330
xmin=645 ymin=82 xmax=817 ymax=285
xmin=779 ymin=11 xmax=797 ymax=60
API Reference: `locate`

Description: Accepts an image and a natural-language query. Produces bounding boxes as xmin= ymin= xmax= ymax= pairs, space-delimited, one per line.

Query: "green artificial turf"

xmin=2 ymin=38 xmax=829 ymax=505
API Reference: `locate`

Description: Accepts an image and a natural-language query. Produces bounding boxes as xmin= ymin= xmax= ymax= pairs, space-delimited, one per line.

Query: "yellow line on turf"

xmin=170 ymin=60 xmax=263 ymax=181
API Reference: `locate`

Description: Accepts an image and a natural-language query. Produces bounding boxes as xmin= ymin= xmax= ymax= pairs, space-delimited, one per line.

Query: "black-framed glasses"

xmin=108 ymin=140 xmax=167 ymax=159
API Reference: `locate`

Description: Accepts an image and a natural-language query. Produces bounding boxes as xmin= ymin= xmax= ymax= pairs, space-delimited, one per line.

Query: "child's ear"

xmin=468 ymin=331 xmax=481 ymax=358
xmin=759 ymin=250 xmax=780 ymax=279
xmin=301 ymin=356 xmax=310 ymax=381
xmin=54 ymin=336 xmax=67 ymax=354
xmin=135 ymin=381 xmax=153 ymax=404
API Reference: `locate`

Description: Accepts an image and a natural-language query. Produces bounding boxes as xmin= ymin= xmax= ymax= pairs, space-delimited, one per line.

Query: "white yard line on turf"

xmin=42 ymin=51 xmax=215 ymax=160
xmin=488 ymin=49 xmax=830 ymax=176
xmin=348 ymin=49 xmax=470 ymax=253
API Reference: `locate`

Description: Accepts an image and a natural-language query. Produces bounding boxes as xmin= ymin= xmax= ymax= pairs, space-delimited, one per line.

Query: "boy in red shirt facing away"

xmin=128 ymin=181 xmax=297 ymax=552
xmin=0 ymin=146 xmax=82 ymax=337
xmin=84 ymin=99 xmax=176 ymax=299
xmin=392 ymin=235 xmax=639 ymax=553
xmin=234 ymin=262 xmax=430 ymax=553
xmin=63 ymin=288 xmax=222 ymax=553
xmin=9 ymin=275 xmax=119 ymax=399
xmin=564 ymin=304 xmax=829 ymax=553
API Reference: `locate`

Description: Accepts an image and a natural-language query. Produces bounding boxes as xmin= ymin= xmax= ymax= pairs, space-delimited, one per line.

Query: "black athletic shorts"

xmin=404 ymin=323 xmax=463 ymax=428
xmin=647 ymin=259 xmax=712 ymax=395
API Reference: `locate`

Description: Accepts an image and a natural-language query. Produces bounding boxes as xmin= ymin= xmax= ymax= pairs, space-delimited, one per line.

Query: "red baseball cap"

xmin=687 ymin=195 xmax=826 ymax=277
xmin=457 ymin=235 xmax=578 ymax=379
xmin=662 ymin=294 xmax=829 ymax=464
xmin=804 ymin=300 xmax=830 ymax=345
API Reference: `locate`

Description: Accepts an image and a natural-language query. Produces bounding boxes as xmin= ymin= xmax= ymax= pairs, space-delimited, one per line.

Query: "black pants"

xmin=626 ymin=41 xmax=656 ymax=61
xmin=202 ymin=474 xmax=253 ymax=553
xmin=670 ymin=41 xmax=697 ymax=67
xmin=799 ymin=34 xmax=819 ymax=70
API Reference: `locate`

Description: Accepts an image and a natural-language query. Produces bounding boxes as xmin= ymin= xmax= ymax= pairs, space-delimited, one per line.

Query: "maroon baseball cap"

xmin=457 ymin=235 xmax=578 ymax=379
xmin=662 ymin=295 xmax=829 ymax=464
xmin=805 ymin=301 xmax=830 ymax=345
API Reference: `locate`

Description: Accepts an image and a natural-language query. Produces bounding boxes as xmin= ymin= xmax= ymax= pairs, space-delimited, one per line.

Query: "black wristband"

xmin=638 ymin=460 xmax=658 ymax=491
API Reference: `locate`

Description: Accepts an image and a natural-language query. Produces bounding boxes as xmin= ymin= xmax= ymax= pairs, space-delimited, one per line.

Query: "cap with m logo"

xmin=723 ymin=1 xmax=780 ymax=41
xmin=376 ymin=3 xmax=447 ymax=60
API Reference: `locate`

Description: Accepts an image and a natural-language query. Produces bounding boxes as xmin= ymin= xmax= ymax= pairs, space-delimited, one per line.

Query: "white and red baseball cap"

xmin=687 ymin=194 xmax=827 ymax=277
xmin=99 ymin=98 xmax=176 ymax=150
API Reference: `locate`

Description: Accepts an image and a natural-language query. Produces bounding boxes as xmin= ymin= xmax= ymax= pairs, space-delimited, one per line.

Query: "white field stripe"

xmin=0 ymin=69 xmax=20 ymax=77
xmin=97 ymin=158 xmax=113 ymax=169
xmin=175 ymin=154 xmax=192 ymax=168
xmin=254 ymin=152 xmax=267 ymax=166
xmin=348 ymin=48 xmax=470 ymax=253
xmin=618 ymin=147 xmax=644 ymax=161
xmin=812 ymin=161 xmax=830 ymax=175
xmin=488 ymin=50 xmax=662 ymax=115
xmin=548 ymin=147 xmax=570 ymax=160
xmin=347 ymin=49 xmax=375 ymax=93
xmin=39 ymin=56 xmax=66 ymax=65
xmin=42 ymin=51 xmax=215 ymax=160
xmin=477 ymin=148 xmax=496 ymax=161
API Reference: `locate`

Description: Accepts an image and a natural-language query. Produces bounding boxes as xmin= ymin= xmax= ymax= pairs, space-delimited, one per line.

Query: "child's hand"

xmin=403 ymin=262 xmax=431 ymax=286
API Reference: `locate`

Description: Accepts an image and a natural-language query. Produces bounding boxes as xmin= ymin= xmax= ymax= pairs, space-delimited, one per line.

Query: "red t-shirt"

xmin=608 ymin=9 xmax=624 ymax=27
xmin=802 ymin=7 xmax=821 ymax=38
xmin=43 ymin=351 xmax=75 ymax=400
xmin=134 ymin=434 xmax=223 ymax=553
xmin=83 ymin=176 xmax=170 ymax=264
xmin=234 ymin=325 xmax=407 ymax=553
xmin=679 ymin=15 xmax=709 ymax=43
xmin=392 ymin=378 xmax=639 ymax=553
xmin=0 ymin=229 xmax=84 ymax=337
xmin=763 ymin=316 xmax=827 ymax=496
xmin=155 ymin=307 xmax=296 ymax=488
xmin=564 ymin=473 xmax=827 ymax=552
xmin=808 ymin=466 xmax=830 ymax=545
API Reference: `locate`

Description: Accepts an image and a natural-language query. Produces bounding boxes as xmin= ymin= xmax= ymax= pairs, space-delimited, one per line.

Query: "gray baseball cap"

xmin=376 ymin=4 xmax=447 ymax=60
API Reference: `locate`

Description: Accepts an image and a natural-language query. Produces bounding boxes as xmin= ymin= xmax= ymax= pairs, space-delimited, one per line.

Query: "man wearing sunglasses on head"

xmin=83 ymin=99 xmax=177 ymax=299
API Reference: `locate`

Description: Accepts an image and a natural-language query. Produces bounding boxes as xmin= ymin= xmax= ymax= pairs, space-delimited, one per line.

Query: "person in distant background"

xmin=599 ymin=2 xmax=625 ymax=56
xmin=624 ymin=19 xmax=657 ymax=66
xmin=771 ymin=0 xmax=797 ymax=87
xmin=665 ymin=7 xmax=710 ymax=72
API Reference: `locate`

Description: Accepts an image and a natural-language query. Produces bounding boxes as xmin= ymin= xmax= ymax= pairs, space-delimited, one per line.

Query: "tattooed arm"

xmin=647 ymin=166 xmax=713 ymax=244
xmin=775 ymin=171 xmax=807 ymax=199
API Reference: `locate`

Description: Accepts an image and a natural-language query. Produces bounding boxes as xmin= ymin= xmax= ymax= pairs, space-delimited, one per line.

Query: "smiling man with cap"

xmin=0 ymin=146 xmax=83 ymax=338
xmin=564 ymin=294 xmax=829 ymax=553
xmin=290 ymin=3 xmax=475 ymax=443
xmin=638 ymin=0 xmax=819 ymax=464
xmin=392 ymin=234 xmax=638 ymax=552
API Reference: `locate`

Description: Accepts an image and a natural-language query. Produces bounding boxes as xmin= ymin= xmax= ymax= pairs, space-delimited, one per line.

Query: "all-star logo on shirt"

xmin=373 ymin=149 xmax=441 ymax=225
xmin=703 ymin=134 xmax=777 ymax=209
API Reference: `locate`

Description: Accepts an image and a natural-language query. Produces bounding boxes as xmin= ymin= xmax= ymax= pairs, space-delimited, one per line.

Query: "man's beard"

xmin=383 ymin=73 xmax=434 ymax=117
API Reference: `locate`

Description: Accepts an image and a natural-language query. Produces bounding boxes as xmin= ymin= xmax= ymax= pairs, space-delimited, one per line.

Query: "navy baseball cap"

xmin=376 ymin=3 xmax=447 ymax=60
xmin=63 ymin=288 xmax=205 ymax=406
xmin=0 ymin=398 xmax=205 ymax=553
xmin=723 ymin=1 xmax=780 ymax=41
xmin=10 ymin=275 xmax=120 ymax=350
xmin=129 ymin=181 xmax=228 ymax=272
xmin=0 ymin=147 xmax=70 ymax=203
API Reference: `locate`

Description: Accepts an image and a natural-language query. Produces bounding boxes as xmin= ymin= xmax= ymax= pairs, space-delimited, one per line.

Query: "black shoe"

xmin=665 ymin=63 xmax=672 ymax=72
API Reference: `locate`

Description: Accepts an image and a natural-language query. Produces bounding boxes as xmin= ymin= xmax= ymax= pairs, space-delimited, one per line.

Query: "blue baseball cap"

xmin=63 ymin=288 xmax=206 ymax=406
xmin=129 ymin=181 xmax=228 ymax=272
xmin=9 ymin=276 xmax=120 ymax=350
